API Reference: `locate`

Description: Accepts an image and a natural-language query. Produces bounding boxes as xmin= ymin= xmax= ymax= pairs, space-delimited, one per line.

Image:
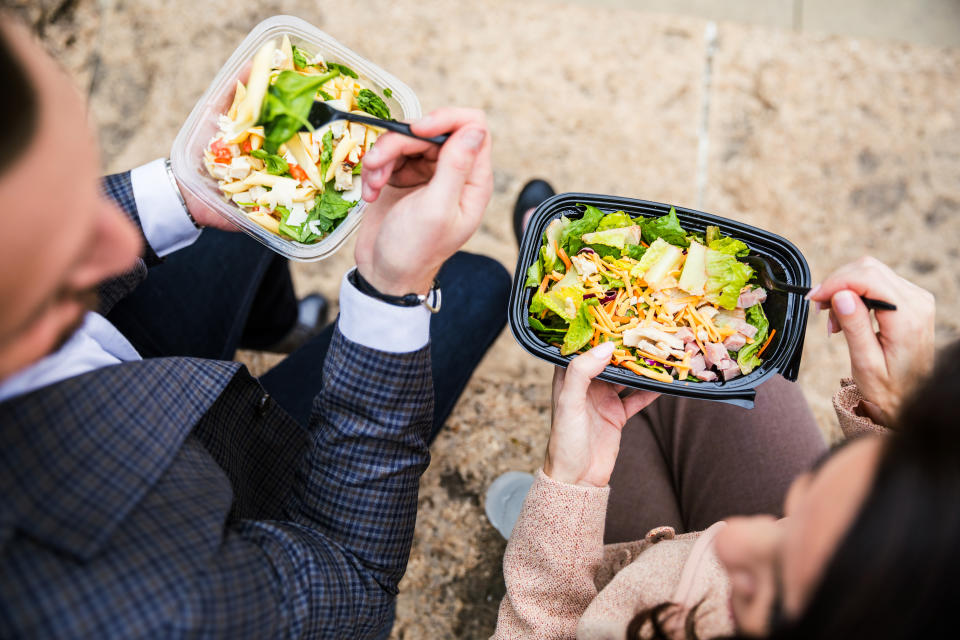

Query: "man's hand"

xmin=807 ymin=256 xmax=936 ymax=422
xmin=176 ymin=179 xmax=239 ymax=231
xmin=354 ymin=108 xmax=492 ymax=296
xmin=544 ymin=342 xmax=659 ymax=488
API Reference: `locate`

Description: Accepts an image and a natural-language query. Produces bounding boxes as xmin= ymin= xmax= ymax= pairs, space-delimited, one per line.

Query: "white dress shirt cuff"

xmin=337 ymin=271 xmax=431 ymax=353
xmin=130 ymin=158 xmax=202 ymax=257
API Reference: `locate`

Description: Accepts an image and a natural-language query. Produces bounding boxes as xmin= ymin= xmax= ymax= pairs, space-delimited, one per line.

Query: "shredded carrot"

xmin=757 ymin=329 xmax=777 ymax=357
xmin=591 ymin=322 xmax=620 ymax=338
xmin=590 ymin=331 xmax=599 ymax=347
xmin=537 ymin=275 xmax=550 ymax=296
xmin=556 ymin=241 xmax=573 ymax=271
xmin=623 ymin=360 xmax=673 ymax=383
xmin=641 ymin=241 xmax=649 ymax=248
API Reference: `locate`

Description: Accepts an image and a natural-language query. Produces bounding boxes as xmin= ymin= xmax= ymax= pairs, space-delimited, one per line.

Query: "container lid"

xmin=170 ymin=15 xmax=421 ymax=261
xmin=509 ymin=193 xmax=811 ymax=409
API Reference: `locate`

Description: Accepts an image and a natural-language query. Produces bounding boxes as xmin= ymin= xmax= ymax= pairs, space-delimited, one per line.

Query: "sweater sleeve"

xmin=492 ymin=470 xmax=609 ymax=639
xmin=833 ymin=378 xmax=889 ymax=438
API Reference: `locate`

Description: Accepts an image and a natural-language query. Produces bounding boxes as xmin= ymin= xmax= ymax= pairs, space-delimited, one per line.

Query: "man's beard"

xmin=49 ymin=287 xmax=100 ymax=353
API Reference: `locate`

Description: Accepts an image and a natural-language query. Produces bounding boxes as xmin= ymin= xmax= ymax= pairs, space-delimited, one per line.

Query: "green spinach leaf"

xmin=258 ymin=69 xmax=339 ymax=153
xmin=326 ymin=62 xmax=358 ymax=78
xmin=357 ymin=88 xmax=392 ymax=120
xmin=250 ymin=149 xmax=289 ymax=176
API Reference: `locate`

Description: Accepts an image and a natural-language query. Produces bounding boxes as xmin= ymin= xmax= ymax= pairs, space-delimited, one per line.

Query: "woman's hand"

xmin=354 ymin=108 xmax=492 ymax=296
xmin=544 ymin=342 xmax=659 ymax=488
xmin=807 ymin=256 xmax=935 ymax=422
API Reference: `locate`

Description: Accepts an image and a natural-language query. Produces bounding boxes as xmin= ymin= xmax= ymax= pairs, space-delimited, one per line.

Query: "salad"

xmin=524 ymin=205 xmax=776 ymax=384
xmin=203 ymin=36 xmax=394 ymax=244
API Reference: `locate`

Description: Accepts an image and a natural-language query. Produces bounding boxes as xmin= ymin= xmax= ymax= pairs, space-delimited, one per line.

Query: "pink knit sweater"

xmin=492 ymin=381 xmax=880 ymax=639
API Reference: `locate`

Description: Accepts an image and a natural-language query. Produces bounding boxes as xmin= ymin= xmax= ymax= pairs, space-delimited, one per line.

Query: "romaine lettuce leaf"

xmin=561 ymin=205 xmax=604 ymax=256
xmin=588 ymin=244 xmax=621 ymax=259
xmin=540 ymin=271 xmax=585 ymax=321
xmin=632 ymin=238 xmax=673 ymax=278
xmin=708 ymin=236 xmax=750 ymax=257
xmin=530 ymin=290 xmax=547 ymax=314
xmin=641 ymin=207 xmax=689 ymax=248
xmin=542 ymin=217 xmax=570 ymax=274
xmin=561 ymin=299 xmax=599 ymax=355
xmin=524 ymin=255 xmax=543 ymax=289
xmin=597 ymin=211 xmax=633 ymax=231
xmin=704 ymin=249 xmax=754 ymax=310
xmin=529 ymin=316 xmax=567 ymax=337
xmin=623 ymin=244 xmax=647 ymax=261
xmin=737 ymin=303 xmax=770 ymax=374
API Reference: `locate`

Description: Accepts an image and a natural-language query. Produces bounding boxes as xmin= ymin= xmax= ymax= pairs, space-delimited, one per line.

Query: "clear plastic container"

xmin=170 ymin=15 xmax=422 ymax=261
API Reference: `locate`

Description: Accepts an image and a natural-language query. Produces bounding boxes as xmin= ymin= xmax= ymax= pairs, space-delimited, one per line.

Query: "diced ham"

xmin=718 ymin=359 xmax=742 ymax=380
xmin=689 ymin=355 xmax=718 ymax=381
xmin=685 ymin=342 xmax=701 ymax=355
xmin=697 ymin=328 xmax=709 ymax=342
xmin=690 ymin=353 xmax=706 ymax=373
xmin=675 ymin=327 xmax=696 ymax=344
xmin=738 ymin=321 xmax=759 ymax=339
xmin=723 ymin=333 xmax=747 ymax=352
xmin=738 ymin=286 xmax=768 ymax=309
xmin=704 ymin=341 xmax=729 ymax=368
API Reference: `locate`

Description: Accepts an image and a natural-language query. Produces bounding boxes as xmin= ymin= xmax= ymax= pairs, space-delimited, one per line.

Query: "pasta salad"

xmin=203 ymin=36 xmax=393 ymax=244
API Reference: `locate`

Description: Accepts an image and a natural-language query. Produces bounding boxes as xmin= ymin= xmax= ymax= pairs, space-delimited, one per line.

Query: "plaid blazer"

xmin=0 ymin=173 xmax=434 ymax=638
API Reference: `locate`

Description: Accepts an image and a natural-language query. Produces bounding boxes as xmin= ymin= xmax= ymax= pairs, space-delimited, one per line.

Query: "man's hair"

xmin=0 ymin=22 xmax=39 ymax=176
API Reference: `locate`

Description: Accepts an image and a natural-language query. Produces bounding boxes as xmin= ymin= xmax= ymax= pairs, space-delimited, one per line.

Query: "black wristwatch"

xmin=349 ymin=268 xmax=442 ymax=313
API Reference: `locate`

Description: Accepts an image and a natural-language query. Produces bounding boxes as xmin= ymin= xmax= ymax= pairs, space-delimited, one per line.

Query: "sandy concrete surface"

xmin=13 ymin=0 xmax=960 ymax=636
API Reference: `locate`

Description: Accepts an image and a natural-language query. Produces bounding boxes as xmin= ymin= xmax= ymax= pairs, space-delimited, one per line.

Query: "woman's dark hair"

xmin=0 ymin=18 xmax=40 ymax=176
xmin=628 ymin=339 xmax=960 ymax=640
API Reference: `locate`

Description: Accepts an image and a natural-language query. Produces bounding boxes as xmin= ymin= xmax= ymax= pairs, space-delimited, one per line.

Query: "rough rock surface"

xmin=14 ymin=0 xmax=960 ymax=637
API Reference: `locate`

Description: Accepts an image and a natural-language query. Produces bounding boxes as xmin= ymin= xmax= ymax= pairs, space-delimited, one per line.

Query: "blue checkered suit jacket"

xmin=0 ymin=173 xmax=434 ymax=638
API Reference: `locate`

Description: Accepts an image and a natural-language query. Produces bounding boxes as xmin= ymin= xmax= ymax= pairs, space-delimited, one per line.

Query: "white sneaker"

xmin=484 ymin=471 xmax=536 ymax=539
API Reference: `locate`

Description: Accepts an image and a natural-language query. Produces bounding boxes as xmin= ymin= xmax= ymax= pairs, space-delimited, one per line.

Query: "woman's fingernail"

xmin=805 ymin=284 xmax=821 ymax=300
xmin=461 ymin=128 xmax=485 ymax=150
xmin=593 ymin=341 xmax=616 ymax=359
xmin=834 ymin=290 xmax=857 ymax=316
xmin=826 ymin=316 xmax=835 ymax=336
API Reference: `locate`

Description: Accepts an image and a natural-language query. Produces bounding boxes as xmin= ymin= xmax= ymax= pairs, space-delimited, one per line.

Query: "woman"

xmin=492 ymin=256 xmax=946 ymax=638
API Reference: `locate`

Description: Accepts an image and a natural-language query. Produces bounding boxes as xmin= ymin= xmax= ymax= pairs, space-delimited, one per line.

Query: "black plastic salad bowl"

xmin=508 ymin=193 xmax=811 ymax=409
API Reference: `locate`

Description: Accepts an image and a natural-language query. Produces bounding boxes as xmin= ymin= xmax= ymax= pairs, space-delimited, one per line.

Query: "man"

xmin=0 ymin=19 xmax=508 ymax=638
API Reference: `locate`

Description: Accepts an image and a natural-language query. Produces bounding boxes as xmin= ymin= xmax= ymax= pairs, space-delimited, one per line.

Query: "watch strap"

xmin=349 ymin=268 xmax=441 ymax=313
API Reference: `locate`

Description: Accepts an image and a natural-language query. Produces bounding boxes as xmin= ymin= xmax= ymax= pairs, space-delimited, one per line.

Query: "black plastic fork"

xmin=740 ymin=255 xmax=897 ymax=311
xmin=304 ymin=101 xmax=450 ymax=145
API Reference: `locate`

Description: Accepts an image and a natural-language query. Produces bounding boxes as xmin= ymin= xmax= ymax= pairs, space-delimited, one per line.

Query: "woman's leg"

xmin=605 ymin=375 xmax=827 ymax=543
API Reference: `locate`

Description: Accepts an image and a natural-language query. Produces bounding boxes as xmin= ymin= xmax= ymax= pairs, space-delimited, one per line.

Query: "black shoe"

xmin=513 ymin=179 xmax=555 ymax=246
xmin=265 ymin=293 xmax=330 ymax=354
